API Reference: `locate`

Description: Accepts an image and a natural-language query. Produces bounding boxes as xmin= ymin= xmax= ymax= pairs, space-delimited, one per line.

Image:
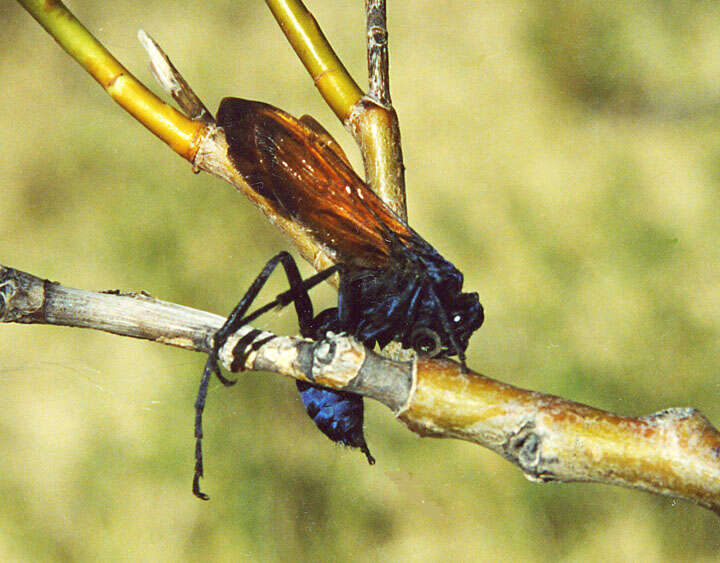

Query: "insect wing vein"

xmin=218 ymin=98 xmax=413 ymax=267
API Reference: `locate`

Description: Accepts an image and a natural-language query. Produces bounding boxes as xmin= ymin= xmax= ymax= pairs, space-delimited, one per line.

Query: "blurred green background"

xmin=2 ymin=1 xmax=720 ymax=560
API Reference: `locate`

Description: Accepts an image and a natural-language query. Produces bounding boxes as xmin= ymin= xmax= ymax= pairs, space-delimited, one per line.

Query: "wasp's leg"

xmin=212 ymin=251 xmax=320 ymax=355
xmin=193 ymin=251 xmax=336 ymax=500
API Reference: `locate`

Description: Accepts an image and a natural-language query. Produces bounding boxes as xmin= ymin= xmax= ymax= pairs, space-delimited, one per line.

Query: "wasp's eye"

xmin=411 ymin=327 xmax=442 ymax=357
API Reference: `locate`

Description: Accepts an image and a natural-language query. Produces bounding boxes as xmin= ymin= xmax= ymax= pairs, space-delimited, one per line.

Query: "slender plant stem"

xmin=365 ymin=0 xmax=391 ymax=106
xmin=265 ymin=0 xmax=364 ymax=120
xmin=17 ymin=0 xmax=203 ymax=161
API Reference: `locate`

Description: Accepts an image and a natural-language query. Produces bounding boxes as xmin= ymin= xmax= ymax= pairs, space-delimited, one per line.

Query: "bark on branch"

xmin=13 ymin=0 xmax=720 ymax=518
xmin=3 ymin=264 xmax=719 ymax=515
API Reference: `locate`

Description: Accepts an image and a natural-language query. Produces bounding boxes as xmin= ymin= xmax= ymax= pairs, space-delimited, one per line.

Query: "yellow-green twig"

xmin=265 ymin=0 xmax=364 ymax=121
xmin=18 ymin=0 xmax=204 ymax=161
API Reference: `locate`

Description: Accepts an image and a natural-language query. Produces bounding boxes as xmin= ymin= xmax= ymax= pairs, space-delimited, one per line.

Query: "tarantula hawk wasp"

xmin=192 ymin=98 xmax=484 ymax=499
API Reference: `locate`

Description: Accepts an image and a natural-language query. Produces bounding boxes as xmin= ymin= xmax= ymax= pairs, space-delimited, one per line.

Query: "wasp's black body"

xmin=191 ymin=99 xmax=483 ymax=499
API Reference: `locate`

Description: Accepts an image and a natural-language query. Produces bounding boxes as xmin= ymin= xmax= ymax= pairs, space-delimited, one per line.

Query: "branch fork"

xmin=11 ymin=0 xmax=720 ymax=516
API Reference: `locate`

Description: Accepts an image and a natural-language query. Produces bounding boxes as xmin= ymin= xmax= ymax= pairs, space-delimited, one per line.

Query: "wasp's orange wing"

xmin=298 ymin=114 xmax=353 ymax=169
xmin=217 ymin=98 xmax=413 ymax=268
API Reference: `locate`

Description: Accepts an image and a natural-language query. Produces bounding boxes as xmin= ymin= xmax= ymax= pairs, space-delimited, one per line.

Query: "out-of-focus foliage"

xmin=1 ymin=1 xmax=719 ymax=560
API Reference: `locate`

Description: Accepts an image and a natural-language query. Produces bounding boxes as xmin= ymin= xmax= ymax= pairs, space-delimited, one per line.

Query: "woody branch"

xmin=13 ymin=0 xmax=720 ymax=515
xmin=2 ymin=264 xmax=719 ymax=514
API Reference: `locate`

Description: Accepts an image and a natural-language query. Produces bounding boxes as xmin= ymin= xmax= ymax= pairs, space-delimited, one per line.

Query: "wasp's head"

xmin=445 ymin=291 xmax=484 ymax=355
xmin=408 ymin=290 xmax=483 ymax=361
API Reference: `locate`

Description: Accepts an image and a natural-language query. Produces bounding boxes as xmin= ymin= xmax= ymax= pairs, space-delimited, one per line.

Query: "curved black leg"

xmin=192 ymin=252 xmax=337 ymax=499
